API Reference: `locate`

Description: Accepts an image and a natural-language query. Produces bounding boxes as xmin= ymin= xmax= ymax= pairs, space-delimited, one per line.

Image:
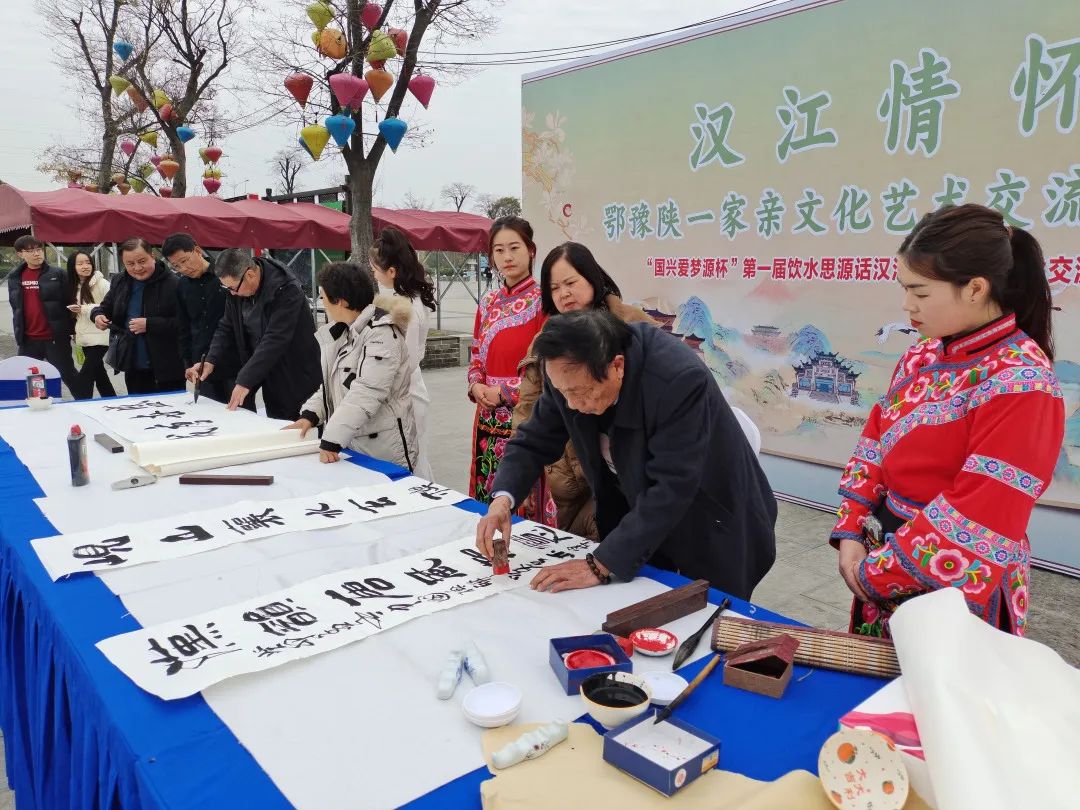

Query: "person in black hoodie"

xmin=189 ymin=249 xmax=320 ymax=420
xmin=8 ymin=235 xmax=82 ymax=395
xmin=162 ymin=232 xmax=237 ymax=405
xmin=91 ymin=237 xmax=184 ymax=394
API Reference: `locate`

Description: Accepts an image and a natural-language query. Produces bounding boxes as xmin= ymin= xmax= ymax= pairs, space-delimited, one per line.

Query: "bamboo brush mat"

xmin=711 ymin=615 xmax=901 ymax=678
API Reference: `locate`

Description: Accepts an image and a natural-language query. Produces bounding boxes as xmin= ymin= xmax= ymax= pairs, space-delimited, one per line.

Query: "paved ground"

xmin=0 ymin=312 xmax=1076 ymax=806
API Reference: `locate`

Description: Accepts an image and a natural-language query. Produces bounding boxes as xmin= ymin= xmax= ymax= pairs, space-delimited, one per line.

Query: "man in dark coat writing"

xmin=477 ymin=310 xmax=777 ymax=599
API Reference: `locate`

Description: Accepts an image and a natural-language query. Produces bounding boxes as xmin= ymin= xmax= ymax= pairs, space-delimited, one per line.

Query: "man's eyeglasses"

xmin=226 ymin=267 xmax=251 ymax=294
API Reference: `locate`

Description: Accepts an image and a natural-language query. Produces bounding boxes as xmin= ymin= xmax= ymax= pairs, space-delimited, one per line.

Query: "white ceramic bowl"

xmin=462 ymin=682 xmax=522 ymax=728
xmin=641 ymin=671 xmax=689 ymax=706
xmin=26 ymin=396 xmax=52 ymax=411
xmin=579 ymin=671 xmax=653 ymax=729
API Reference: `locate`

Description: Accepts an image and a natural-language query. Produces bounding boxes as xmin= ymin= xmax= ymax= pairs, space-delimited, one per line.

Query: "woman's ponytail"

xmin=1006 ymin=226 xmax=1055 ymax=361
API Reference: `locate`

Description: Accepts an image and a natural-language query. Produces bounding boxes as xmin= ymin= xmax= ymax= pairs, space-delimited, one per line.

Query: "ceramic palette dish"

xmin=630 ymin=627 xmax=678 ymax=656
xmin=818 ymin=728 xmax=909 ymax=810
xmin=579 ymin=671 xmax=653 ymax=729
xmin=462 ymin=682 xmax=522 ymax=728
xmin=563 ymin=649 xmax=617 ymax=669
xmin=641 ymin=671 xmax=690 ymax=706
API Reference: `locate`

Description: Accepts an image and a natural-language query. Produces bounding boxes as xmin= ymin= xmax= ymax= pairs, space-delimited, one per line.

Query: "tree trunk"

xmin=96 ymin=91 xmax=118 ymax=192
xmin=347 ymin=157 xmax=374 ymax=262
xmin=167 ymin=131 xmax=188 ymax=197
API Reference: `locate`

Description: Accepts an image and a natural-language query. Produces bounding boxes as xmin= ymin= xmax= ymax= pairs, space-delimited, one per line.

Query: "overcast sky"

xmin=1 ymin=0 xmax=752 ymax=210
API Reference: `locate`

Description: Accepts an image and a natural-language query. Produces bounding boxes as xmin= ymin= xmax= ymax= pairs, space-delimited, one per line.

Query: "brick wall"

xmin=421 ymin=334 xmax=469 ymax=369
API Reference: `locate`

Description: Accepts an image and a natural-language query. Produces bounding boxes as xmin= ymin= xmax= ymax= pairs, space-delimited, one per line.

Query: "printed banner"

xmin=521 ymin=0 xmax=1080 ymax=509
xmin=32 ymin=477 xmax=467 ymax=580
xmin=73 ymin=394 xmax=276 ymax=442
xmin=97 ymin=523 xmax=591 ymax=699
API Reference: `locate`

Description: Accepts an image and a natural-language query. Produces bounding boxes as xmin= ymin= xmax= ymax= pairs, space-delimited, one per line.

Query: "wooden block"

xmin=601 ymin=579 xmax=709 ymax=637
xmin=178 ymin=474 xmax=275 ymax=486
xmin=722 ymin=634 xmax=799 ymax=699
xmin=94 ymin=433 xmax=124 ymax=454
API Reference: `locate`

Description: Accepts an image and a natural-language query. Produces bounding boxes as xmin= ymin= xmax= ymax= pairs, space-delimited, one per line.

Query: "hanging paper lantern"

xmin=388 ymin=28 xmax=408 ymax=57
xmin=130 ymin=177 xmax=146 ymax=192
xmin=120 ymin=139 xmax=137 ymax=156
xmin=408 ymin=74 xmax=435 ymax=108
xmin=203 ymin=177 xmax=221 ymax=194
xmin=198 ymin=147 xmax=209 ymax=164
xmin=365 ymin=68 xmax=393 ymax=102
xmin=139 ymin=131 xmax=159 ymax=148
xmin=330 ymin=74 xmax=368 ymax=108
xmin=306 ymin=2 xmax=333 ymax=30
xmin=360 ymin=3 xmax=382 ymax=29
xmin=111 ymin=172 xmax=126 ymax=186
xmin=378 ymin=117 xmax=407 ymax=152
xmin=159 ymin=103 xmax=178 ymax=123
xmin=204 ymin=146 xmax=223 ymax=164
xmin=127 ymin=86 xmax=149 ymax=112
xmin=311 ymin=31 xmax=320 ymax=48
xmin=152 ymin=89 xmax=170 ymax=109
xmin=117 ymin=182 xmax=131 ymax=195
xmin=113 ymin=40 xmax=134 ymax=61
xmin=318 ymin=28 xmax=347 ymax=59
xmin=109 ymin=75 xmax=131 ymax=96
xmin=158 ymin=158 xmax=179 ymax=180
xmin=159 ymin=186 xmax=173 ymax=198
xmin=300 ymin=123 xmax=331 ymax=160
xmin=284 ymin=73 xmax=314 ymax=108
xmin=298 ymin=136 xmax=314 ymax=159
xmin=149 ymin=153 xmax=163 ymax=167
xmin=176 ymin=125 xmax=196 ymax=143
xmin=66 ymin=169 xmax=83 ymax=182
xmin=85 ymin=183 xmax=100 ymax=193
xmin=138 ymin=163 xmax=154 ymax=179
xmin=367 ymin=30 xmax=397 ymax=63
xmin=325 ymin=113 xmax=356 ymax=147
xmin=202 ymin=167 xmax=222 ymax=180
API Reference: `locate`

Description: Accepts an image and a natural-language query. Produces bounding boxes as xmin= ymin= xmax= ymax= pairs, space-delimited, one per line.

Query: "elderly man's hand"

xmin=475 ymin=495 xmax=513 ymax=560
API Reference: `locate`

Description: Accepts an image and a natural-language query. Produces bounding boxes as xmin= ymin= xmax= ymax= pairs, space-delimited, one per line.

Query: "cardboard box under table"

xmin=549 ymin=634 xmax=633 ymax=695
xmin=603 ymin=709 xmax=722 ymax=797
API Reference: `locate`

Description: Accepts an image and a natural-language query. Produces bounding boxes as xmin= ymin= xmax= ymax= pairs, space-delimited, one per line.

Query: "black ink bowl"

xmin=579 ymin=671 xmax=653 ymax=729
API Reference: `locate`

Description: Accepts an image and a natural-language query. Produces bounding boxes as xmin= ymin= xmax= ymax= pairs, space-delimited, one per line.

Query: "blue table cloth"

xmin=0 ymin=423 xmax=887 ymax=809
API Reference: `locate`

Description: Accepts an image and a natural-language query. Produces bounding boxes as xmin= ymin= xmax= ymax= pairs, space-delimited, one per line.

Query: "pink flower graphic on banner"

xmin=928 ymin=548 xmax=968 ymax=582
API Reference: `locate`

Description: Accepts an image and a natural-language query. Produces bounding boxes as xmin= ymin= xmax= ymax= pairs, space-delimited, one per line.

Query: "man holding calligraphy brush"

xmin=476 ymin=310 xmax=777 ymax=598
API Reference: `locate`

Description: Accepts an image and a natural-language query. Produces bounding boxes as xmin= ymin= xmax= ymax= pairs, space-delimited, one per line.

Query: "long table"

xmin=0 ymin=397 xmax=887 ymax=809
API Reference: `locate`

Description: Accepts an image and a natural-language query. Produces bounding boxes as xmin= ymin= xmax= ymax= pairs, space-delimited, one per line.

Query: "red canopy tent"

xmin=0 ymin=186 xmax=491 ymax=253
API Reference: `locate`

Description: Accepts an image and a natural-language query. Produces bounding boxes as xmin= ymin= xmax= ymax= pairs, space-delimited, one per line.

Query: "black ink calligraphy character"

xmin=103 ymin=399 xmax=169 ymax=412
xmin=324 ymin=577 xmax=413 ymax=607
xmin=408 ymin=482 xmax=452 ymax=501
xmin=386 ymin=600 xmax=423 ymax=612
xmin=347 ymin=496 xmax=398 ymax=515
xmin=304 ymin=502 xmax=345 ymax=519
xmin=147 ymin=622 xmax=238 ymax=675
xmin=72 ymin=535 xmax=133 ymax=567
xmin=158 ymin=525 xmax=214 ymax=544
xmin=404 ymin=558 xmax=467 ymax=587
xmin=145 ymin=420 xmax=214 ymax=431
xmin=241 ymin=598 xmax=319 ymax=637
xmin=222 ymin=507 xmax=285 ymax=535
xmin=514 ymin=525 xmax=574 ymax=549
xmin=545 ymin=549 xmax=574 ymax=560
xmin=352 ymin=611 xmax=384 ymax=630
xmin=165 ymin=427 xmax=219 ymax=440
xmin=418 ymin=592 xmax=450 ymax=603
xmin=131 ymin=410 xmax=186 ymax=420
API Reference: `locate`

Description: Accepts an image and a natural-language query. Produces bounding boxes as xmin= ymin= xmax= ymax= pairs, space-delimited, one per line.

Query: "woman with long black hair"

xmin=66 ymin=251 xmax=115 ymax=399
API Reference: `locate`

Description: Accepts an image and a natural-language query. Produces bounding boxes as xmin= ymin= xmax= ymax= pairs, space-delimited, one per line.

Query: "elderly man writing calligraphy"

xmin=476 ymin=310 xmax=777 ymax=598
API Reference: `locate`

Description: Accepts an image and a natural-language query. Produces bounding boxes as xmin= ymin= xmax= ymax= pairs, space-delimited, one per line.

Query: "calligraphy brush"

xmin=193 ymin=351 xmax=208 ymax=405
xmin=672 ymin=597 xmax=731 ymax=671
xmin=653 ymin=652 xmax=723 ymax=724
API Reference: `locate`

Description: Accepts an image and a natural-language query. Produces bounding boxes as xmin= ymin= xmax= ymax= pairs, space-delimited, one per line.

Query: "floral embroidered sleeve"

xmin=830 ymin=402 xmax=886 ymax=547
xmin=857 ymin=372 xmax=1063 ymax=627
xmin=467 ymin=304 xmax=486 ymax=398
xmin=498 ymin=376 xmax=524 ymax=408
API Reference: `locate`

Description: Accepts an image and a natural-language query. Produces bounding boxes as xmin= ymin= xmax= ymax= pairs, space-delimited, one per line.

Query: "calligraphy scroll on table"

xmin=31 ymin=477 xmax=467 ymax=580
xmin=97 ymin=522 xmax=591 ymax=699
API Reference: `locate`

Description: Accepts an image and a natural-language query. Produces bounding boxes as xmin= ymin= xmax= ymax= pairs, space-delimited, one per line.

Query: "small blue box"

xmin=602 ymin=709 xmax=722 ymax=797
xmin=548 ymin=633 xmax=632 ymax=695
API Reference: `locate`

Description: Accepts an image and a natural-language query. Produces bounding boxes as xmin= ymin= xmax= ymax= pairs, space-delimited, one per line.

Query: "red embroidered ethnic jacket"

xmin=830 ymin=314 xmax=1064 ymax=636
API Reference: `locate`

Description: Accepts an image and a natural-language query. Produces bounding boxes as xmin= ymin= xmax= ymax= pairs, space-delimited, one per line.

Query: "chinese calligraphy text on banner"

xmin=521 ymin=0 xmax=1080 ymax=509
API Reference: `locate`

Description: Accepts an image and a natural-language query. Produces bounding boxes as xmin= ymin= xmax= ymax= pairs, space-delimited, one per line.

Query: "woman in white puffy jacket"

xmin=65 ymin=251 xmax=115 ymax=398
xmin=286 ymin=262 xmax=418 ymax=470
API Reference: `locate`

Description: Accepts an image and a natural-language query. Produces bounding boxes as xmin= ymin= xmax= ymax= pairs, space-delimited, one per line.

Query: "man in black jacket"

xmin=91 ymin=238 xmax=184 ymax=394
xmin=189 ymin=249 xmax=320 ymax=420
xmin=7 ymin=235 xmax=82 ymax=395
xmin=477 ymin=310 xmax=777 ymax=600
xmin=162 ymin=233 xmax=237 ymax=405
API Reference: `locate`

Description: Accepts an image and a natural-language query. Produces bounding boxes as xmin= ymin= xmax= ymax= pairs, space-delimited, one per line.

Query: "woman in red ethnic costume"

xmin=831 ymin=204 xmax=1064 ymax=638
xmin=468 ymin=217 xmax=546 ymax=503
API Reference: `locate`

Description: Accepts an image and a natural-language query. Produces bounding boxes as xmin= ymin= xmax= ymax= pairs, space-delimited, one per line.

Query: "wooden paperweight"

xmin=601 ymin=580 xmax=709 ymax=637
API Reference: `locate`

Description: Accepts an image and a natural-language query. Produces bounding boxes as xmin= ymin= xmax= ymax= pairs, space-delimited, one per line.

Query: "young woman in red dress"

xmin=831 ymin=204 xmax=1064 ymax=638
xmin=467 ymin=217 xmax=546 ymax=503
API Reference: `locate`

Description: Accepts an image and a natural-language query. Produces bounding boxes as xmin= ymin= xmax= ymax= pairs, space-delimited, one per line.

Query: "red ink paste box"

xmin=548 ymin=633 xmax=632 ymax=695
xmin=602 ymin=709 xmax=722 ymax=797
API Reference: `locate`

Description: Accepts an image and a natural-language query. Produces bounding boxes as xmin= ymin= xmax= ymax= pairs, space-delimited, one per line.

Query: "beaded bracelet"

xmin=585 ymin=553 xmax=611 ymax=585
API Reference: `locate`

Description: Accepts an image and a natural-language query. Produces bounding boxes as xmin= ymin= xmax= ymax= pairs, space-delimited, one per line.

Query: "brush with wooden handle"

xmin=653 ymin=652 xmax=723 ymax=724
